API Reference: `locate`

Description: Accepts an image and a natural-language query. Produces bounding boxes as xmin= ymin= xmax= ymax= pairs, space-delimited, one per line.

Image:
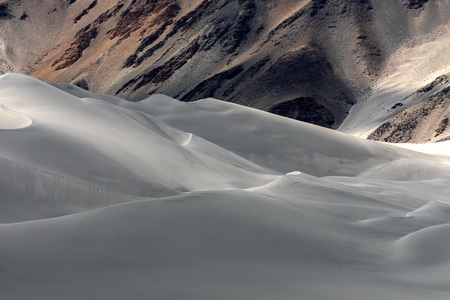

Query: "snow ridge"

xmin=1 ymin=74 xmax=450 ymax=299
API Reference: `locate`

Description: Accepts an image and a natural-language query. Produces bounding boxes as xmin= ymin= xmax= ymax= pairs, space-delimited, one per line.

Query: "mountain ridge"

xmin=1 ymin=0 xmax=450 ymax=140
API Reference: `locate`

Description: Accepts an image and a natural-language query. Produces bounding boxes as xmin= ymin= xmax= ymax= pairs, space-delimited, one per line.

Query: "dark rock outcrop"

xmin=404 ymin=0 xmax=429 ymax=9
xmin=53 ymin=1 xmax=128 ymax=71
xmin=180 ymin=66 xmax=244 ymax=102
xmin=73 ymin=79 xmax=89 ymax=90
xmin=52 ymin=25 xmax=98 ymax=71
xmin=368 ymin=120 xmax=417 ymax=143
xmin=311 ymin=0 xmax=329 ymax=17
xmin=369 ymin=87 xmax=450 ymax=142
xmin=122 ymin=2 xmax=181 ymax=68
xmin=269 ymin=97 xmax=336 ymax=128
xmin=166 ymin=0 xmax=214 ymax=39
xmin=418 ymin=75 xmax=449 ymax=93
xmin=0 ymin=3 xmax=13 ymax=18
xmin=220 ymin=0 xmax=255 ymax=54
xmin=0 ymin=4 xmax=6 ymax=17
xmin=108 ymin=0 xmax=179 ymax=40
xmin=74 ymin=0 xmax=97 ymax=24
xmin=117 ymin=40 xmax=200 ymax=95
xmin=435 ymin=117 xmax=449 ymax=137
xmin=223 ymin=45 xmax=354 ymax=127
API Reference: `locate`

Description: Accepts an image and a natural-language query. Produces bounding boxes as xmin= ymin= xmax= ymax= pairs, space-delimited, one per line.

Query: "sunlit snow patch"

xmin=0 ymin=105 xmax=31 ymax=129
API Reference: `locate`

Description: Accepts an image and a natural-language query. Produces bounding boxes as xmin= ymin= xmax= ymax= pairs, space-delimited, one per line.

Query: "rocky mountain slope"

xmin=1 ymin=0 xmax=450 ymax=139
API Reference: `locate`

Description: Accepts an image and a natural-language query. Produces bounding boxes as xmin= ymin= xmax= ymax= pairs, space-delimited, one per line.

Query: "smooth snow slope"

xmin=2 ymin=74 xmax=450 ymax=299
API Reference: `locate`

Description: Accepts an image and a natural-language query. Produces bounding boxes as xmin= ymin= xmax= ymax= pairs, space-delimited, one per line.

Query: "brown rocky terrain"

xmin=369 ymin=83 xmax=450 ymax=143
xmin=1 ymin=0 xmax=450 ymax=138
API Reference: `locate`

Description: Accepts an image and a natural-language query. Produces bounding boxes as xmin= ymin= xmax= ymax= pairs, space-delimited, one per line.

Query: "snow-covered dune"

xmin=0 ymin=73 xmax=276 ymax=219
xmin=1 ymin=74 xmax=450 ymax=299
xmin=118 ymin=94 xmax=450 ymax=180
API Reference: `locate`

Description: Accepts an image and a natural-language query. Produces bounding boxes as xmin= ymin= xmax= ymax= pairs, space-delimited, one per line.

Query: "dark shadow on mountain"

xmin=0 ymin=3 xmax=15 ymax=19
xmin=269 ymin=96 xmax=336 ymax=128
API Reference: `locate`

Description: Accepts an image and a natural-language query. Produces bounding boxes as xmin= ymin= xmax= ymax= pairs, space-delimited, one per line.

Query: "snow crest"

xmin=1 ymin=74 xmax=450 ymax=299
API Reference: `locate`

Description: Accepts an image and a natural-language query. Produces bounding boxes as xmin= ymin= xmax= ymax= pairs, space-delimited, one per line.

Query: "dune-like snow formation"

xmin=1 ymin=73 xmax=450 ymax=299
xmin=0 ymin=105 xmax=31 ymax=129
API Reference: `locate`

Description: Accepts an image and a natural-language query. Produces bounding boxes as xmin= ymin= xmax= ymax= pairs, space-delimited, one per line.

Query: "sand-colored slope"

xmin=118 ymin=94 xmax=450 ymax=178
xmin=1 ymin=75 xmax=450 ymax=299
xmin=2 ymin=185 xmax=450 ymax=299
xmin=0 ymin=105 xmax=31 ymax=129
xmin=0 ymin=73 xmax=276 ymax=221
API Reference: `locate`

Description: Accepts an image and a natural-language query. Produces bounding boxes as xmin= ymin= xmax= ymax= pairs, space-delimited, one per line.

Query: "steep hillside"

xmin=1 ymin=0 xmax=450 ymax=135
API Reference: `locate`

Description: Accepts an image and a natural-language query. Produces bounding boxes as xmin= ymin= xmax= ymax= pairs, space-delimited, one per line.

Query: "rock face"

xmin=0 ymin=3 xmax=12 ymax=18
xmin=369 ymin=86 xmax=450 ymax=143
xmin=269 ymin=97 xmax=336 ymax=128
xmin=1 ymin=0 xmax=450 ymax=136
xmin=404 ymin=0 xmax=429 ymax=9
xmin=52 ymin=24 xmax=99 ymax=70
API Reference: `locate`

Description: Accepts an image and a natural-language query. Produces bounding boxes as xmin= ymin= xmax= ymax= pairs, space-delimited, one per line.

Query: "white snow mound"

xmin=1 ymin=74 xmax=450 ymax=299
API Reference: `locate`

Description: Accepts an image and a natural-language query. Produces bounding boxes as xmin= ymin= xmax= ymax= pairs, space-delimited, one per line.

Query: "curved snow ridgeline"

xmin=0 ymin=105 xmax=31 ymax=129
xmin=2 ymin=73 xmax=450 ymax=299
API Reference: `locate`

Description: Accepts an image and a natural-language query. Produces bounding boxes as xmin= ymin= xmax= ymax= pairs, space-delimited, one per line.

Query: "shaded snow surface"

xmin=1 ymin=73 xmax=450 ymax=299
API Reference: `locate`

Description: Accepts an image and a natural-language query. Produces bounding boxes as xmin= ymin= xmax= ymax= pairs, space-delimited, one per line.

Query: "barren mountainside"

xmin=1 ymin=0 xmax=450 ymax=140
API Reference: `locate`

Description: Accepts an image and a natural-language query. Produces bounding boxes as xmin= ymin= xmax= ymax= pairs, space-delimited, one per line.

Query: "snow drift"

xmin=1 ymin=73 xmax=450 ymax=299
